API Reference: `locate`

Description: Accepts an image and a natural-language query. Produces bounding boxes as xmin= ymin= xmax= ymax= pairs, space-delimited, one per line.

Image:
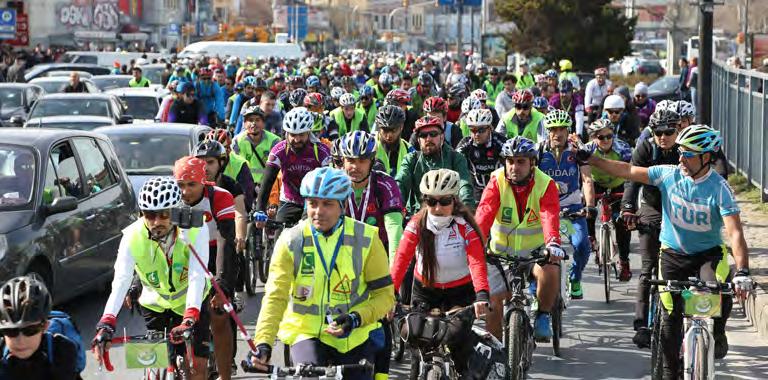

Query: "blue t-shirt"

xmin=538 ymin=142 xmax=583 ymax=212
xmin=648 ymin=165 xmax=739 ymax=254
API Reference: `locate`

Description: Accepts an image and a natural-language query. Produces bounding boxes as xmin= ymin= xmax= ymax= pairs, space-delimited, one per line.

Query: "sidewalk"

xmin=734 ymin=194 xmax=768 ymax=340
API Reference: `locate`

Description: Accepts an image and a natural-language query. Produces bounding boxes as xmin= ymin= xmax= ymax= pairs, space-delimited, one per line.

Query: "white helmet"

xmin=633 ymin=82 xmax=649 ymax=96
xmin=470 ymin=89 xmax=488 ymax=101
xmin=466 ymin=108 xmax=493 ymax=127
xmin=339 ymin=93 xmax=356 ymax=107
xmin=283 ymin=107 xmax=315 ymax=134
xmin=656 ymin=99 xmax=671 ymax=112
xmin=603 ymin=94 xmax=625 ymax=110
xmin=330 ymin=86 xmax=345 ymax=100
xmin=672 ymin=100 xmax=696 ymax=120
xmin=461 ymin=96 xmax=482 ymax=115
xmin=420 ymin=169 xmax=461 ymax=197
xmin=138 ymin=177 xmax=181 ymax=211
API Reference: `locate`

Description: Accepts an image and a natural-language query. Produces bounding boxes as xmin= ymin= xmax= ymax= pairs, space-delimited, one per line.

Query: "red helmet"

xmin=206 ymin=129 xmax=231 ymax=147
xmin=198 ymin=68 xmax=212 ymax=78
xmin=512 ymin=89 xmax=534 ymax=105
xmin=173 ymin=156 xmax=208 ymax=184
xmin=386 ymin=89 xmax=411 ymax=106
xmin=304 ymin=92 xmax=324 ymax=108
xmin=422 ymin=96 xmax=447 ymax=114
xmin=414 ymin=115 xmax=444 ymax=132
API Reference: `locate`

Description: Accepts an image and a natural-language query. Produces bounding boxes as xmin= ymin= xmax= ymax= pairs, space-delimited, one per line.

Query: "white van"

xmin=59 ymin=51 xmax=165 ymax=67
xmin=179 ymin=42 xmax=304 ymax=61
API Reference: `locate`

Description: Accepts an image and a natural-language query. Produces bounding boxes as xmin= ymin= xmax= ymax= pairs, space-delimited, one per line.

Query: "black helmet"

xmin=0 ymin=276 xmax=52 ymax=329
xmin=648 ymin=109 xmax=681 ymax=131
xmin=289 ymin=88 xmax=308 ymax=107
xmin=194 ymin=140 xmax=227 ymax=159
xmin=375 ymin=104 xmax=406 ymax=130
xmin=253 ymin=77 xmax=268 ymax=90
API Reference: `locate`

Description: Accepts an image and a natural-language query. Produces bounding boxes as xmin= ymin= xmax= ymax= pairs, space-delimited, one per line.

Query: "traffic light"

xmin=218 ymin=23 xmax=223 ymax=34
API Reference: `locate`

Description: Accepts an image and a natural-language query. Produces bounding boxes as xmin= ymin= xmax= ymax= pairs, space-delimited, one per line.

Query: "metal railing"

xmin=712 ymin=59 xmax=768 ymax=201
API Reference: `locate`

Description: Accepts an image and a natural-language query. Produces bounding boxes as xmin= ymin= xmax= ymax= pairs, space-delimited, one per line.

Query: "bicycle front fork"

xmin=682 ymin=318 xmax=715 ymax=380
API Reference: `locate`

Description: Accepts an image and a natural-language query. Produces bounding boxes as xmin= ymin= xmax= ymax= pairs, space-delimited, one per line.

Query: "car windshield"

xmin=30 ymin=98 xmax=110 ymax=118
xmin=120 ymin=96 xmax=159 ymax=120
xmin=0 ymin=88 xmax=24 ymax=109
xmin=92 ymin=76 xmax=131 ymax=91
xmin=142 ymin=67 xmax=164 ymax=85
xmin=649 ymin=77 xmax=678 ymax=93
xmin=0 ymin=145 xmax=35 ymax=208
xmin=40 ymin=121 xmax=111 ymax=131
xmin=32 ymin=80 xmax=68 ymax=94
xmin=108 ymin=133 xmax=190 ymax=173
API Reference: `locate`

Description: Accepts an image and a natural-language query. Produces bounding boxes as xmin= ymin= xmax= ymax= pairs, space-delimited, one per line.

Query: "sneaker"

xmin=633 ymin=327 xmax=651 ymax=349
xmin=714 ymin=332 xmax=729 ymax=359
xmin=533 ymin=313 xmax=553 ymax=342
xmin=619 ymin=261 xmax=632 ymax=282
xmin=570 ymin=281 xmax=583 ymax=299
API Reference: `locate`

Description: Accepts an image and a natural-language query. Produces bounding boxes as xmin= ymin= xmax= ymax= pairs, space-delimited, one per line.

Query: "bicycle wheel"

xmin=258 ymin=230 xmax=272 ymax=284
xmin=392 ymin=318 xmax=406 ymax=362
xmin=650 ymin=300 xmax=663 ymax=380
xmin=244 ymin=224 xmax=258 ymax=295
xmin=689 ymin=328 xmax=712 ymax=380
xmin=506 ymin=310 xmax=527 ymax=380
xmin=599 ymin=226 xmax=612 ymax=303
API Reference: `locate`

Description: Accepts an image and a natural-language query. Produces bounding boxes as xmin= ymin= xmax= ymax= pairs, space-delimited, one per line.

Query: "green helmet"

xmin=676 ymin=124 xmax=722 ymax=153
xmin=543 ymin=109 xmax=572 ymax=129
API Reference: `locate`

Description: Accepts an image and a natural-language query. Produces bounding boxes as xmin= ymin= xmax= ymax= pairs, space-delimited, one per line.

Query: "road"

xmin=73 ymin=241 xmax=768 ymax=379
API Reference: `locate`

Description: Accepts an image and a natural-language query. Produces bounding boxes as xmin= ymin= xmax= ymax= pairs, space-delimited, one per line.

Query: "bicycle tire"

xmin=392 ymin=318 xmax=406 ymax=362
xmin=552 ymin=296 xmax=563 ymax=357
xmin=244 ymin=224 xmax=258 ymax=295
xmin=600 ymin=226 xmax=612 ymax=304
xmin=507 ymin=310 xmax=527 ymax=380
xmin=258 ymin=231 xmax=272 ymax=284
xmin=690 ymin=329 xmax=711 ymax=380
xmin=425 ymin=366 xmax=443 ymax=380
xmin=650 ymin=299 xmax=663 ymax=380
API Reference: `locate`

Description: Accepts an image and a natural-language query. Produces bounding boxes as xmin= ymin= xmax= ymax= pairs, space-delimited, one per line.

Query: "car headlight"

xmin=0 ymin=235 xmax=7 ymax=261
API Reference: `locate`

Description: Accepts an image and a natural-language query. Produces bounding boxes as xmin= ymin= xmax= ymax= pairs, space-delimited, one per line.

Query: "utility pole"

xmin=743 ymin=0 xmax=750 ymax=66
xmin=456 ymin=0 xmax=463 ymax=55
xmin=470 ymin=5 xmax=474 ymax=54
xmin=697 ymin=0 xmax=718 ymax=126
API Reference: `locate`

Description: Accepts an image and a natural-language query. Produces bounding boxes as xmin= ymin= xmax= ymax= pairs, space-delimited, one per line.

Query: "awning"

xmin=120 ymin=33 xmax=149 ymax=41
xmin=74 ymin=30 xmax=119 ymax=41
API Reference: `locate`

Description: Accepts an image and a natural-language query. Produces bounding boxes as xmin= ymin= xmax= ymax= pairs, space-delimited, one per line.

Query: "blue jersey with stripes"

xmin=537 ymin=142 xmax=583 ymax=212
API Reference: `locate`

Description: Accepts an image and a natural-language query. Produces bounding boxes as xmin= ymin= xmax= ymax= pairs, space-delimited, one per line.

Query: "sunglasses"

xmin=654 ymin=129 xmax=676 ymax=137
xmin=424 ymin=196 xmax=454 ymax=207
xmin=606 ymin=109 xmax=623 ymax=115
xmin=1 ymin=323 xmax=46 ymax=338
xmin=418 ymin=131 xmax=442 ymax=139
xmin=143 ymin=210 xmax=171 ymax=221
xmin=469 ymin=127 xmax=489 ymax=134
xmin=678 ymin=149 xmax=700 ymax=159
xmin=515 ymin=104 xmax=531 ymax=110
xmin=595 ymin=134 xmax=614 ymax=141
xmin=635 ymin=94 xmax=646 ymax=98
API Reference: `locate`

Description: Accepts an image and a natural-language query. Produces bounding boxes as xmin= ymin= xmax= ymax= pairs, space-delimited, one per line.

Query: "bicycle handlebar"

xmin=240 ymin=358 xmax=374 ymax=376
xmin=488 ymin=246 xmax=569 ymax=267
xmin=644 ymin=278 xmax=733 ymax=293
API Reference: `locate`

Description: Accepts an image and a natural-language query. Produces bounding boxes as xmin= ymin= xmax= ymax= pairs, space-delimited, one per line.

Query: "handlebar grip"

xmin=103 ymin=350 xmax=114 ymax=372
xmin=240 ymin=359 xmax=273 ymax=373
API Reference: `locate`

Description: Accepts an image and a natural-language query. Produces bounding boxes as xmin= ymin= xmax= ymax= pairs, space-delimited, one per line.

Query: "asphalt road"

xmin=73 ymin=238 xmax=768 ymax=379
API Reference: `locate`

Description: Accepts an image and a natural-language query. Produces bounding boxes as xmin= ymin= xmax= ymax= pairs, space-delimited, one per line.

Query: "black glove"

xmin=170 ymin=318 xmax=195 ymax=345
xmin=586 ymin=206 xmax=598 ymax=220
xmin=253 ymin=343 xmax=272 ymax=362
xmin=574 ymin=148 xmax=592 ymax=164
xmin=333 ymin=312 xmax=361 ymax=338
xmin=92 ymin=322 xmax=115 ymax=348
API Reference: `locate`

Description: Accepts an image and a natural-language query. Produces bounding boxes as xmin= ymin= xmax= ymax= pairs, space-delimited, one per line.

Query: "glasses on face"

xmin=515 ymin=104 xmax=531 ymax=110
xmin=595 ymin=133 xmax=614 ymax=141
xmin=635 ymin=94 xmax=646 ymax=99
xmin=470 ymin=127 xmax=489 ymax=134
xmin=606 ymin=109 xmax=622 ymax=115
xmin=1 ymin=323 xmax=46 ymax=338
xmin=654 ymin=129 xmax=676 ymax=137
xmin=418 ymin=131 xmax=441 ymax=139
xmin=424 ymin=196 xmax=454 ymax=207
xmin=143 ymin=210 xmax=171 ymax=221
xmin=200 ymin=77 xmax=211 ymax=80
xmin=678 ymin=148 xmax=700 ymax=159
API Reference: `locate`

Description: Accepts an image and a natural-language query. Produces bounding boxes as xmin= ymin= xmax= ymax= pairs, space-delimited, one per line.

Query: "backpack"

xmin=46 ymin=310 xmax=86 ymax=373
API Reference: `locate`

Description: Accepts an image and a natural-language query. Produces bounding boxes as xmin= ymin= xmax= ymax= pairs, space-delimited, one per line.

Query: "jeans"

xmin=567 ymin=216 xmax=592 ymax=282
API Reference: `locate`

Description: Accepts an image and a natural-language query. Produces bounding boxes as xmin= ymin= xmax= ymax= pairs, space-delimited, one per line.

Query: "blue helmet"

xmin=234 ymin=82 xmax=245 ymax=91
xmin=242 ymin=76 xmax=257 ymax=86
xmin=559 ymin=79 xmax=574 ymax=93
xmin=532 ymin=96 xmax=549 ymax=109
xmin=176 ymin=82 xmax=194 ymax=94
xmin=360 ymin=85 xmax=374 ymax=98
xmin=306 ymin=75 xmax=320 ymax=88
xmin=501 ymin=136 xmax=538 ymax=159
xmin=545 ymin=69 xmax=558 ymax=79
xmin=340 ymin=131 xmax=377 ymax=159
xmin=300 ymin=167 xmax=352 ymax=201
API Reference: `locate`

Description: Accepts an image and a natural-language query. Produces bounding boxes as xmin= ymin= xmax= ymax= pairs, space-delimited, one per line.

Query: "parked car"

xmin=45 ymin=71 xmax=93 ymax=79
xmin=648 ymin=75 xmax=681 ymax=103
xmin=24 ymin=93 xmax=132 ymax=128
xmin=0 ymin=128 xmax=137 ymax=303
xmin=95 ymin=123 xmax=211 ymax=196
xmin=105 ymin=87 xmax=167 ymax=122
xmin=29 ymin=76 xmax=100 ymax=94
xmin=91 ymin=75 xmax=133 ymax=91
xmin=23 ymin=63 xmax=112 ymax=82
xmin=0 ymin=83 xmax=45 ymax=127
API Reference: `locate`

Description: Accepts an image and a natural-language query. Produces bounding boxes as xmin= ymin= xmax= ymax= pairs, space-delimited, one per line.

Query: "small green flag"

xmin=125 ymin=342 xmax=170 ymax=369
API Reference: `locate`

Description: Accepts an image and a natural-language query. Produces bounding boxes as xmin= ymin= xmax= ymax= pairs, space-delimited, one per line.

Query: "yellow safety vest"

xmin=125 ymin=221 xmax=209 ymax=316
xmin=375 ymin=138 xmax=411 ymax=177
xmin=357 ymin=103 xmax=378 ymax=129
xmin=223 ymin=151 xmax=247 ymax=182
xmin=501 ymin=108 xmax=544 ymax=143
xmin=483 ymin=80 xmax=504 ymax=107
xmin=277 ymin=217 xmax=380 ymax=353
xmin=489 ymin=167 xmax=553 ymax=257
xmin=330 ymin=107 xmax=365 ymax=136
xmin=233 ymin=131 xmax=281 ymax=183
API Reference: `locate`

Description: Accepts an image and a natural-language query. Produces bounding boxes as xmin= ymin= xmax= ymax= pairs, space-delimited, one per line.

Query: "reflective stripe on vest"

xmin=502 ymin=109 xmax=544 ymax=143
xmin=489 ymin=167 xmax=552 ymax=257
xmin=278 ymin=217 xmax=379 ymax=353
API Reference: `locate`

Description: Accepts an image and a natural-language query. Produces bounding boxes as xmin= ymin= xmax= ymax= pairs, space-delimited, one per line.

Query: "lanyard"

xmin=347 ymin=179 xmax=372 ymax=222
xmin=152 ymin=229 xmax=178 ymax=292
xmin=311 ymin=223 xmax=345 ymax=303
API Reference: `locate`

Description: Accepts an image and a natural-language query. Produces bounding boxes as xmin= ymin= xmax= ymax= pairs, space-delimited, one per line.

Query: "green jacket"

xmin=395 ymin=144 xmax=476 ymax=214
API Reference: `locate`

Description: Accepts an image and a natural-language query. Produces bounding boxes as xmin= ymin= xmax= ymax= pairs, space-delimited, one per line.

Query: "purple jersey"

xmin=267 ymin=140 xmax=332 ymax=204
xmin=549 ymin=93 xmax=585 ymax=123
xmin=345 ymin=170 xmax=404 ymax=248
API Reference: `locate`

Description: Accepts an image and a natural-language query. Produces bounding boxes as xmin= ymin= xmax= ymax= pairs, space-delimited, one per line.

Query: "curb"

xmin=743 ymin=275 xmax=768 ymax=340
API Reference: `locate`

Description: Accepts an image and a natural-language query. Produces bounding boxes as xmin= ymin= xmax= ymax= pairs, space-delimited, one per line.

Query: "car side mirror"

xmin=45 ymin=196 xmax=78 ymax=215
xmin=118 ymin=115 xmax=134 ymax=124
xmin=9 ymin=116 xmax=24 ymax=126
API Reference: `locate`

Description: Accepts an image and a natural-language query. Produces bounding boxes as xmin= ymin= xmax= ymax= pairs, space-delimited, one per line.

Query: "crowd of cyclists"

xmin=0 ymin=51 xmax=756 ymax=380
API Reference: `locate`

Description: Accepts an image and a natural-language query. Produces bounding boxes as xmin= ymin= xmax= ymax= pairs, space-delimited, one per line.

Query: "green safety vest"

xmin=233 ymin=131 xmax=281 ymax=183
xmin=489 ymin=167 xmax=553 ymax=257
xmin=277 ymin=217 xmax=380 ymax=353
xmin=129 ymin=77 xmax=151 ymax=88
xmin=223 ymin=151 xmax=247 ymax=183
xmin=591 ymin=148 xmax=625 ymax=189
xmin=516 ymin=73 xmax=535 ymax=90
xmin=330 ymin=107 xmax=365 ymax=136
xmin=483 ymin=80 xmax=504 ymax=107
xmin=357 ymin=103 xmax=378 ymax=129
xmin=501 ymin=108 xmax=544 ymax=143
xmin=375 ymin=138 xmax=411 ymax=177
xmin=125 ymin=221 xmax=209 ymax=316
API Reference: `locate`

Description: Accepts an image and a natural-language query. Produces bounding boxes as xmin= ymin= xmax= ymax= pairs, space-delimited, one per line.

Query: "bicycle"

xmin=547 ymin=210 xmax=581 ymax=357
xmin=391 ymin=302 xmax=410 ymax=362
xmin=96 ymin=329 xmax=199 ymax=380
xmin=594 ymin=192 xmax=623 ymax=304
xmin=645 ymin=277 xmax=734 ymax=380
xmin=240 ymin=358 xmax=374 ymax=379
xmin=245 ymin=211 xmax=287 ymax=286
xmin=488 ymin=246 xmax=563 ymax=379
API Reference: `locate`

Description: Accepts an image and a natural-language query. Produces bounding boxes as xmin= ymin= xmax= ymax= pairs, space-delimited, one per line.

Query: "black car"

xmin=648 ymin=75 xmax=681 ymax=103
xmin=23 ymin=63 xmax=112 ymax=82
xmin=0 ymin=129 xmax=137 ymax=303
xmin=0 ymin=83 xmax=45 ymax=126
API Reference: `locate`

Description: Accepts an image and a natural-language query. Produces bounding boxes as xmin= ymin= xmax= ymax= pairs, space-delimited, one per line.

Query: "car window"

xmin=25 ymin=88 xmax=38 ymax=105
xmin=0 ymin=145 xmax=36 ymax=208
xmin=121 ymin=96 xmax=159 ymax=120
xmin=73 ymin=137 xmax=116 ymax=196
xmin=30 ymin=98 xmax=111 ymax=118
xmin=42 ymin=155 xmax=64 ymax=205
xmin=50 ymin=142 xmax=84 ymax=199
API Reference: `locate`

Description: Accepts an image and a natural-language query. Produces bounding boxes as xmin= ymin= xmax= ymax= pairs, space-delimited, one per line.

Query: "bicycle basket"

xmin=683 ymin=290 xmax=722 ymax=318
xmin=399 ymin=311 xmax=449 ymax=349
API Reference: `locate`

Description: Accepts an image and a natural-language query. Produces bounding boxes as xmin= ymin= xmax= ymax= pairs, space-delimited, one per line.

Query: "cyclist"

xmin=633 ymin=82 xmax=657 ymax=128
xmin=228 ymin=76 xmax=258 ymax=127
xmin=248 ymin=167 xmax=395 ymax=379
xmin=169 ymin=82 xmax=208 ymax=126
xmin=558 ymin=59 xmax=580 ymax=91
xmin=578 ymin=125 xmax=752 ymax=379
xmin=330 ymin=93 xmax=369 ymax=135
xmin=174 ymin=157 xmax=238 ymax=380
xmin=583 ymin=119 xmax=633 ymax=281
xmin=195 ymin=68 xmax=225 ymax=125
xmin=621 ymin=108 xmax=683 ymax=348
xmin=475 ymin=136 xmax=564 ymax=341
xmin=384 ymin=89 xmax=419 ymax=140
xmin=254 ymin=107 xmax=332 ymax=228
xmin=304 ymin=92 xmax=336 ymax=141
xmin=391 ymin=169 xmax=490 ymax=376
xmin=396 ymin=116 xmax=475 ymax=215
xmin=470 ymin=89 xmax=501 ymax=126
xmin=419 ymin=96 xmax=462 ymax=148
xmin=456 ymin=108 xmax=506 ymax=201
xmin=494 ymin=73 xmax=518 ymax=117
xmin=411 ymin=72 xmax=435 ymax=117
xmin=0 ymin=276 xmax=80 ymax=380
xmin=445 ymin=82 xmax=467 ymax=124
xmin=373 ymin=73 xmax=394 ymax=104
xmin=456 ymin=96 xmax=482 ymax=137
xmin=92 ymin=177 xmax=211 ymax=380
xmin=533 ymin=96 xmax=550 ymax=115
xmin=357 ymin=85 xmax=379 ymax=129
xmin=232 ymin=105 xmax=282 ymax=196
xmin=549 ymin=80 xmax=585 ymax=139
xmin=497 ymin=89 xmax=546 ymax=143
xmin=538 ymin=109 xmax=595 ymax=300
xmin=207 ymin=129 xmax=256 ymax=212
xmin=584 ymin=67 xmax=612 ymax=122
xmin=602 ymin=94 xmax=640 ymax=147
xmin=516 ymin=60 xmax=536 ymax=90
xmin=483 ymin=67 xmax=504 ymax=109
xmin=374 ymin=104 xmax=415 ymax=178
